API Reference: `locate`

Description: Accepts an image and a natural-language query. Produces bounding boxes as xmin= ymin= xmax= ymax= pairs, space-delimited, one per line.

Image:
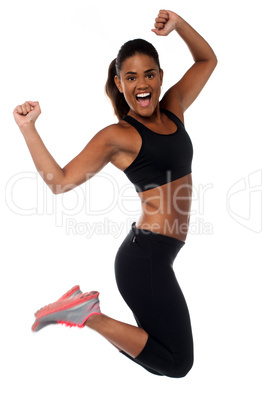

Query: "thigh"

xmin=114 ymin=225 xmax=154 ymax=304
xmin=114 ymin=245 xmax=152 ymax=314
xmin=115 ymin=235 xmax=193 ymax=356
xmin=148 ymin=246 xmax=193 ymax=355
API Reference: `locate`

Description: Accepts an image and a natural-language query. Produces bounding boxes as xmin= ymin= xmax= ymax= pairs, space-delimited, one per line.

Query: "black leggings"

xmin=114 ymin=222 xmax=194 ymax=378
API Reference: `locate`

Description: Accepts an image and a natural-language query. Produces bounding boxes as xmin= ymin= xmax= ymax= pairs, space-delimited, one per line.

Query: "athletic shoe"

xmin=34 ymin=285 xmax=82 ymax=317
xmin=57 ymin=285 xmax=82 ymax=301
xmin=32 ymin=291 xmax=101 ymax=332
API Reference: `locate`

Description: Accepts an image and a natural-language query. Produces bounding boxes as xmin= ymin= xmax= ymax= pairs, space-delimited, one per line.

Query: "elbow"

xmin=48 ymin=172 xmax=70 ymax=195
xmin=50 ymin=182 xmax=75 ymax=195
xmin=51 ymin=186 xmax=62 ymax=195
xmin=206 ymin=54 xmax=218 ymax=69
xmin=210 ymin=50 xmax=218 ymax=68
xmin=48 ymin=169 xmax=69 ymax=194
xmin=50 ymin=184 xmax=63 ymax=195
xmin=207 ymin=55 xmax=218 ymax=75
xmin=203 ymin=50 xmax=218 ymax=69
xmin=47 ymin=171 xmax=79 ymax=195
xmin=51 ymin=186 xmax=68 ymax=195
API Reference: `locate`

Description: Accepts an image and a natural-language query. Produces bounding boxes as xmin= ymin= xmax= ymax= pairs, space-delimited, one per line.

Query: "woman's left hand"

xmin=151 ymin=10 xmax=180 ymax=36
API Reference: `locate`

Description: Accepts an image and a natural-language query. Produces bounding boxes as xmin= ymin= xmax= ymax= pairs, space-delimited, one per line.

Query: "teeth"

xmin=136 ymin=93 xmax=150 ymax=98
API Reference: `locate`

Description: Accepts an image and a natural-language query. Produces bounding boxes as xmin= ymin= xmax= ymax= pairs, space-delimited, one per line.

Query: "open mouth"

xmin=136 ymin=92 xmax=152 ymax=107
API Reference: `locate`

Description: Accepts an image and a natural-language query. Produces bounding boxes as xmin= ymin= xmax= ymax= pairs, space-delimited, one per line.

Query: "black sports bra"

xmin=122 ymin=108 xmax=193 ymax=193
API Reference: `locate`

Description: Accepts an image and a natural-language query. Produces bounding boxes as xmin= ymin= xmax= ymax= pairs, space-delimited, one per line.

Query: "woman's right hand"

xmin=151 ymin=10 xmax=180 ymax=36
xmin=13 ymin=101 xmax=41 ymax=129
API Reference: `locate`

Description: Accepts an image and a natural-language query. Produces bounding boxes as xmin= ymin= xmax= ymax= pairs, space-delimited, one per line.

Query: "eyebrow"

xmin=124 ymin=68 xmax=157 ymax=76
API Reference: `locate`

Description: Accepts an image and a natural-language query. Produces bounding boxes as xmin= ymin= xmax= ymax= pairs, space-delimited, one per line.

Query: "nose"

xmin=137 ymin=76 xmax=149 ymax=90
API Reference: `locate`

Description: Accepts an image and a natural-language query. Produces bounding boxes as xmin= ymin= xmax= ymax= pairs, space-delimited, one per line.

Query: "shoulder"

xmin=160 ymin=98 xmax=185 ymax=125
xmin=94 ymin=120 xmax=140 ymax=170
xmin=93 ymin=119 xmax=136 ymax=151
xmin=99 ymin=119 xmax=133 ymax=134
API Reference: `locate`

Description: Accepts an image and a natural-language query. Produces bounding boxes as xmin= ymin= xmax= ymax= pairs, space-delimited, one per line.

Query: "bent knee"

xmin=166 ymin=356 xmax=194 ymax=378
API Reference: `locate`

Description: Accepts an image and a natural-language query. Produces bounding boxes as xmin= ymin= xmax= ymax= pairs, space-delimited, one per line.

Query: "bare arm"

xmin=152 ymin=10 xmax=218 ymax=114
xmin=13 ymin=101 xmax=118 ymax=194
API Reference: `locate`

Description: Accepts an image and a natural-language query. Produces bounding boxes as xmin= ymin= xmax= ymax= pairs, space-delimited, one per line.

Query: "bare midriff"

xmin=135 ymin=173 xmax=192 ymax=242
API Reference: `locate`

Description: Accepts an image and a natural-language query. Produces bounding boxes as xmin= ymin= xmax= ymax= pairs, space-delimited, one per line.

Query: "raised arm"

xmin=13 ymin=101 xmax=118 ymax=194
xmin=152 ymin=10 xmax=217 ymax=115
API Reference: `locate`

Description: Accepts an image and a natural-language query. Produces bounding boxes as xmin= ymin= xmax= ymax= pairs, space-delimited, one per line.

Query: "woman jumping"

xmin=13 ymin=10 xmax=217 ymax=378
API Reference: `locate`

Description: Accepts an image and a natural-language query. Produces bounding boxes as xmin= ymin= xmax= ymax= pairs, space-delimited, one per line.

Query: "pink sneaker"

xmin=32 ymin=291 xmax=101 ymax=332
xmin=34 ymin=285 xmax=82 ymax=317
xmin=57 ymin=285 xmax=82 ymax=301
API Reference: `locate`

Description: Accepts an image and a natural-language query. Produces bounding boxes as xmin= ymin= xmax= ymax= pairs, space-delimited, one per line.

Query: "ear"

xmin=114 ymin=75 xmax=123 ymax=93
xmin=160 ymin=69 xmax=164 ymax=86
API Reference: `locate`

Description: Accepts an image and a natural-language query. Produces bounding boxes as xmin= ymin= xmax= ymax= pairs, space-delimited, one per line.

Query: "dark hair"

xmin=105 ymin=39 xmax=161 ymax=120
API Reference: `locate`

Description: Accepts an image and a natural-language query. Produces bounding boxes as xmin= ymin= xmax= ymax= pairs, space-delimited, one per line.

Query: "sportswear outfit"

xmin=114 ymin=109 xmax=194 ymax=377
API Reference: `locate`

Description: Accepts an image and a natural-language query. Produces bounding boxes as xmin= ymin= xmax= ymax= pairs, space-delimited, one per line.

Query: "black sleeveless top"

xmin=122 ymin=108 xmax=193 ymax=193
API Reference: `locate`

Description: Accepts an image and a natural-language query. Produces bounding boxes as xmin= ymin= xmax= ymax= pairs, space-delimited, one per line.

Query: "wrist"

xmin=19 ymin=121 xmax=37 ymax=136
xmin=174 ymin=15 xmax=185 ymax=32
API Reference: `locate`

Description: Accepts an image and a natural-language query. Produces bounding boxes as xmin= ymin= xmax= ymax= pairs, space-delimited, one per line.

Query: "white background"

xmin=1 ymin=0 xmax=266 ymax=401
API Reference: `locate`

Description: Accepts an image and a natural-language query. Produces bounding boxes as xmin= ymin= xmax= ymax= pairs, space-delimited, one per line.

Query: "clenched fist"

xmin=151 ymin=10 xmax=180 ymax=36
xmin=13 ymin=101 xmax=41 ymax=128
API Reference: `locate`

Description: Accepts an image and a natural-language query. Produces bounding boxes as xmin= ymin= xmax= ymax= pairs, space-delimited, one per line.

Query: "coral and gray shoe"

xmin=34 ymin=285 xmax=82 ymax=318
xmin=32 ymin=291 xmax=101 ymax=332
xmin=57 ymin=285 xmax=82 ymax=301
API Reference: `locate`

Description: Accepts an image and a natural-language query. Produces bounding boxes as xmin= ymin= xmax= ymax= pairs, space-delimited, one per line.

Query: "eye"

xmin=147 ymin=73 xmax=155 ymax=79
xmin=127 ymin=76 xmax=136 ymax=81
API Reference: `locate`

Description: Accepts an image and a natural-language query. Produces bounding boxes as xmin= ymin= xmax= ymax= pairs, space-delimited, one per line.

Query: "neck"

xmin=128 ymin=104 xmax=161 ymax=123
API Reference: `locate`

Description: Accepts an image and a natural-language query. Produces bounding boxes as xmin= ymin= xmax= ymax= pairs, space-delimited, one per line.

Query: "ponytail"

xmin=105 ymin=58 xmax=129 ymax=121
